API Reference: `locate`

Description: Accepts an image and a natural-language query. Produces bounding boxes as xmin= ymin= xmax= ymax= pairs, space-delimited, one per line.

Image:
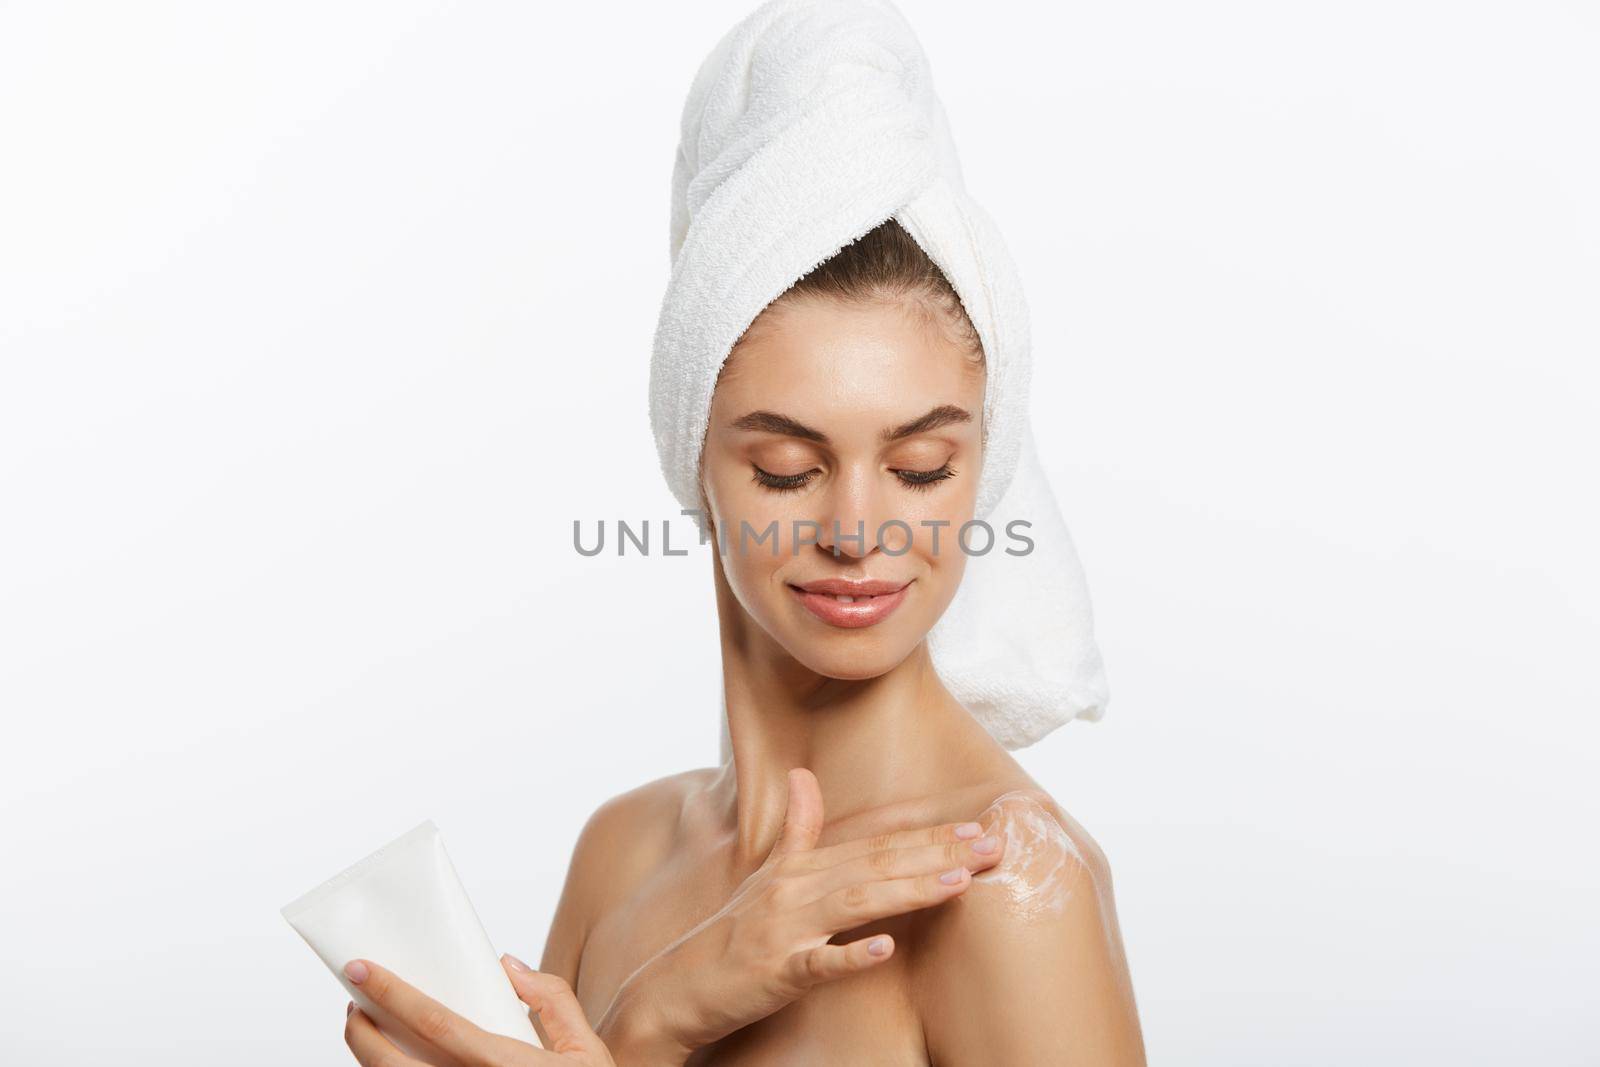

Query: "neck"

xmin=708 ymin=554 xmax=992 ymax=867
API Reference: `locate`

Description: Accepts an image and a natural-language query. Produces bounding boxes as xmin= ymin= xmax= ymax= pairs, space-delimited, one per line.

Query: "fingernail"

xmin=503 ymin=953 xmax=530 ymax=972
xmin=867 ymin=937 xmax=890 ymax=956
xmin=346 ymin=1001 xmax=355 ymax=1016
xmin=344 ymin=960 xmax=370 ymax=984
xmin=939 ymin=866 xmax=967 ymax=885
xmin=972 ymin=835 xmax=1000 ymax=855
xmin=954 ymin=822 xmax=982 ymax=839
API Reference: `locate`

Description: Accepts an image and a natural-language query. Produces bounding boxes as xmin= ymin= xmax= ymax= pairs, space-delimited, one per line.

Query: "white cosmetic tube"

xmin=282 ymin=820 xmax=542 ymax=1055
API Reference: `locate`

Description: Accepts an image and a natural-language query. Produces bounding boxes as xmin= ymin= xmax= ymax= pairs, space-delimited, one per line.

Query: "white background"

xmin=2 ymin=1 xmax=1596 ymax=1063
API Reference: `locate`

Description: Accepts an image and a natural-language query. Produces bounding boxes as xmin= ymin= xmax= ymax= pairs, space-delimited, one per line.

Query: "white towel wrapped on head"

xmin=650 ymin=0 xmax=1109 ymax=749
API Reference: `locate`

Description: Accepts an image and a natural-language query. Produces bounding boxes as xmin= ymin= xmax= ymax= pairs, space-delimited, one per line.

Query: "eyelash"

xmin=750 ymin=464 xmax=957 ymax=493
xmin=896 ymin=464 xmax=957 ymax=491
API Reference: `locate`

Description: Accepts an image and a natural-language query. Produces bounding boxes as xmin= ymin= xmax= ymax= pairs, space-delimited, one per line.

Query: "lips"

xmin=787 ymin=577 xmax=912 ymax=629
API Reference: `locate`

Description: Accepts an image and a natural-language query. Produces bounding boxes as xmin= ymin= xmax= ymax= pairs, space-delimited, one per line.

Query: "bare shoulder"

xmin=906 ymin=783 xmax=1113 ymax=938
xmin=969 ymin=786 xmax=1113 ymax=906
xmin=910 ymin=784 xmax=1145 ymax=1065
xmin=849 ymin=776 xmax=1111 ymax=890
xmin=539 ymin=766 xmax=717 ymax=978
xmin=570 ymin=766 xmax=718 ymax=894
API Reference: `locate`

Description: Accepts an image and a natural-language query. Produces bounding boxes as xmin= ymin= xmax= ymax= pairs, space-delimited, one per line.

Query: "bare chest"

xmin=575 ymin=858 xmax=929 ymax=1066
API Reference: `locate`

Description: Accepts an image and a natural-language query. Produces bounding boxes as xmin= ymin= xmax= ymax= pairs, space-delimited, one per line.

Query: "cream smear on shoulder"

xmin=969 ymin=791 xmax=1090 ymax=918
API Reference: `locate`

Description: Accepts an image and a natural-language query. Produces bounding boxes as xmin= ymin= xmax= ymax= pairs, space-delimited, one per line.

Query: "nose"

xmin=813 ymin=465 xmax=893 ymax=560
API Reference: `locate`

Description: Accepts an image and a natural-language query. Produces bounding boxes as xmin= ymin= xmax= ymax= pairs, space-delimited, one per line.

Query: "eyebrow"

xmin=729 ymin=404 xmax=972 ymax=445
xmin=882 ymin=403 xmax=973 ymax=442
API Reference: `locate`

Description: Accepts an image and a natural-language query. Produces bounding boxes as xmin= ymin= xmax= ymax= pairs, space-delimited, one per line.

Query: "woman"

xmin=546 ymin=218 xmax=1144 ymax=1064
xmin=342 ymin=220 xmax=1143 ymax=1067
xmin=341 ymin=0 xmax=1144 ymax=1062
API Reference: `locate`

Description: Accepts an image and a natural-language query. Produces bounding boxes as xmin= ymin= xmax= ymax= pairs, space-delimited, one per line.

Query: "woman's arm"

xmin=540 ymin=786 xmax=690 ymax=1064
xmin=539 ymin=803 xmax=606 ymax=987
xmin=915 ymin=793 xmax=1146 ymax=1066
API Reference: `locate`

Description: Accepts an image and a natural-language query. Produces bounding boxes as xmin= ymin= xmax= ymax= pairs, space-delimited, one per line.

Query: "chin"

xmin=782 ymin=631 xmax=922 ymax=682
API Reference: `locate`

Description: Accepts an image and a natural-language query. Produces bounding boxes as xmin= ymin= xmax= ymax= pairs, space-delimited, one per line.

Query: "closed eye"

xmin=752 ymin=465 xmax=818 ymax=492
xmin=894 ymin=464 xmax=956 ymax=491
xmin=752 ymin=464 xmax=957 ymax=493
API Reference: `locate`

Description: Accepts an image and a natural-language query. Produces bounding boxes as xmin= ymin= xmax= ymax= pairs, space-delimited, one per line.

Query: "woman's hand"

xmin=596 ymin=767 xmax=1007 ymax=1061
xmin=342 ymin=955 xmax=612 ymax=1067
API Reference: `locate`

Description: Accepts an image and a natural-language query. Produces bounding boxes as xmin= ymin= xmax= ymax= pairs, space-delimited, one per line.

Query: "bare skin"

xmin=538 ymin=295 xmax=1146 ymax=1064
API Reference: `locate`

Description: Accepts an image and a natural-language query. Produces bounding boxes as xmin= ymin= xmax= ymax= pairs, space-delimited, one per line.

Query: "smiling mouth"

xmin=786 ymin=580 xmax=913 ymax=629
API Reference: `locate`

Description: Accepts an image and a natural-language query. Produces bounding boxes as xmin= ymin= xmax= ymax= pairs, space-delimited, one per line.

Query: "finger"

xmin=803 ymin=866 xmax=973 ymax=932
xmin=797 ymin=834 xmax=1005 ymax=901
xmin=344 ymin=1006 xmax=427 ymax=1067
xmin=502 ymin=956 xmax=603 ymax=1057
xmin=771 ymin=767 xmax=824 ymax=856
xmin=782 ymin=933 xmax=895 ymax=991
xmin=795 ymin=817 xmax=996 ymax=871
xmin=344 ymin=958 xmax=524 ymax=1064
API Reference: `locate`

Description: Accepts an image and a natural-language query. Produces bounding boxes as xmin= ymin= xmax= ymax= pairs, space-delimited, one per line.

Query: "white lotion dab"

xmin=969 ymin=791 xmax=1090 ymax=918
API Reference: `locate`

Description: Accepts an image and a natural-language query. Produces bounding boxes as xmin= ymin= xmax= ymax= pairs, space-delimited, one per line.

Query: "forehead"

xmin=711 ymin=296 xmax=984 ymax=426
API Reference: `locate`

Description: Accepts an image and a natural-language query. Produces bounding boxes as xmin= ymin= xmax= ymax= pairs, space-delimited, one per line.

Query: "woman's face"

xmin=701 ymin=293 xmax=985 ymax=680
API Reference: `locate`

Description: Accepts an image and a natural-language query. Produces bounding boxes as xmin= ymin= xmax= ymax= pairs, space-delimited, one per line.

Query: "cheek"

xmin=900 ymin=476 xmax=981 ymax=567
xmin=704 ymin=453 xmax=812 ymax=555
xmin=704 ymin=461 xmax=790 ymax=601
xmin=706 ymin=460 xmax=766 ymax=539
xmin=907 ymin=518 xmax=970 ymax=623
